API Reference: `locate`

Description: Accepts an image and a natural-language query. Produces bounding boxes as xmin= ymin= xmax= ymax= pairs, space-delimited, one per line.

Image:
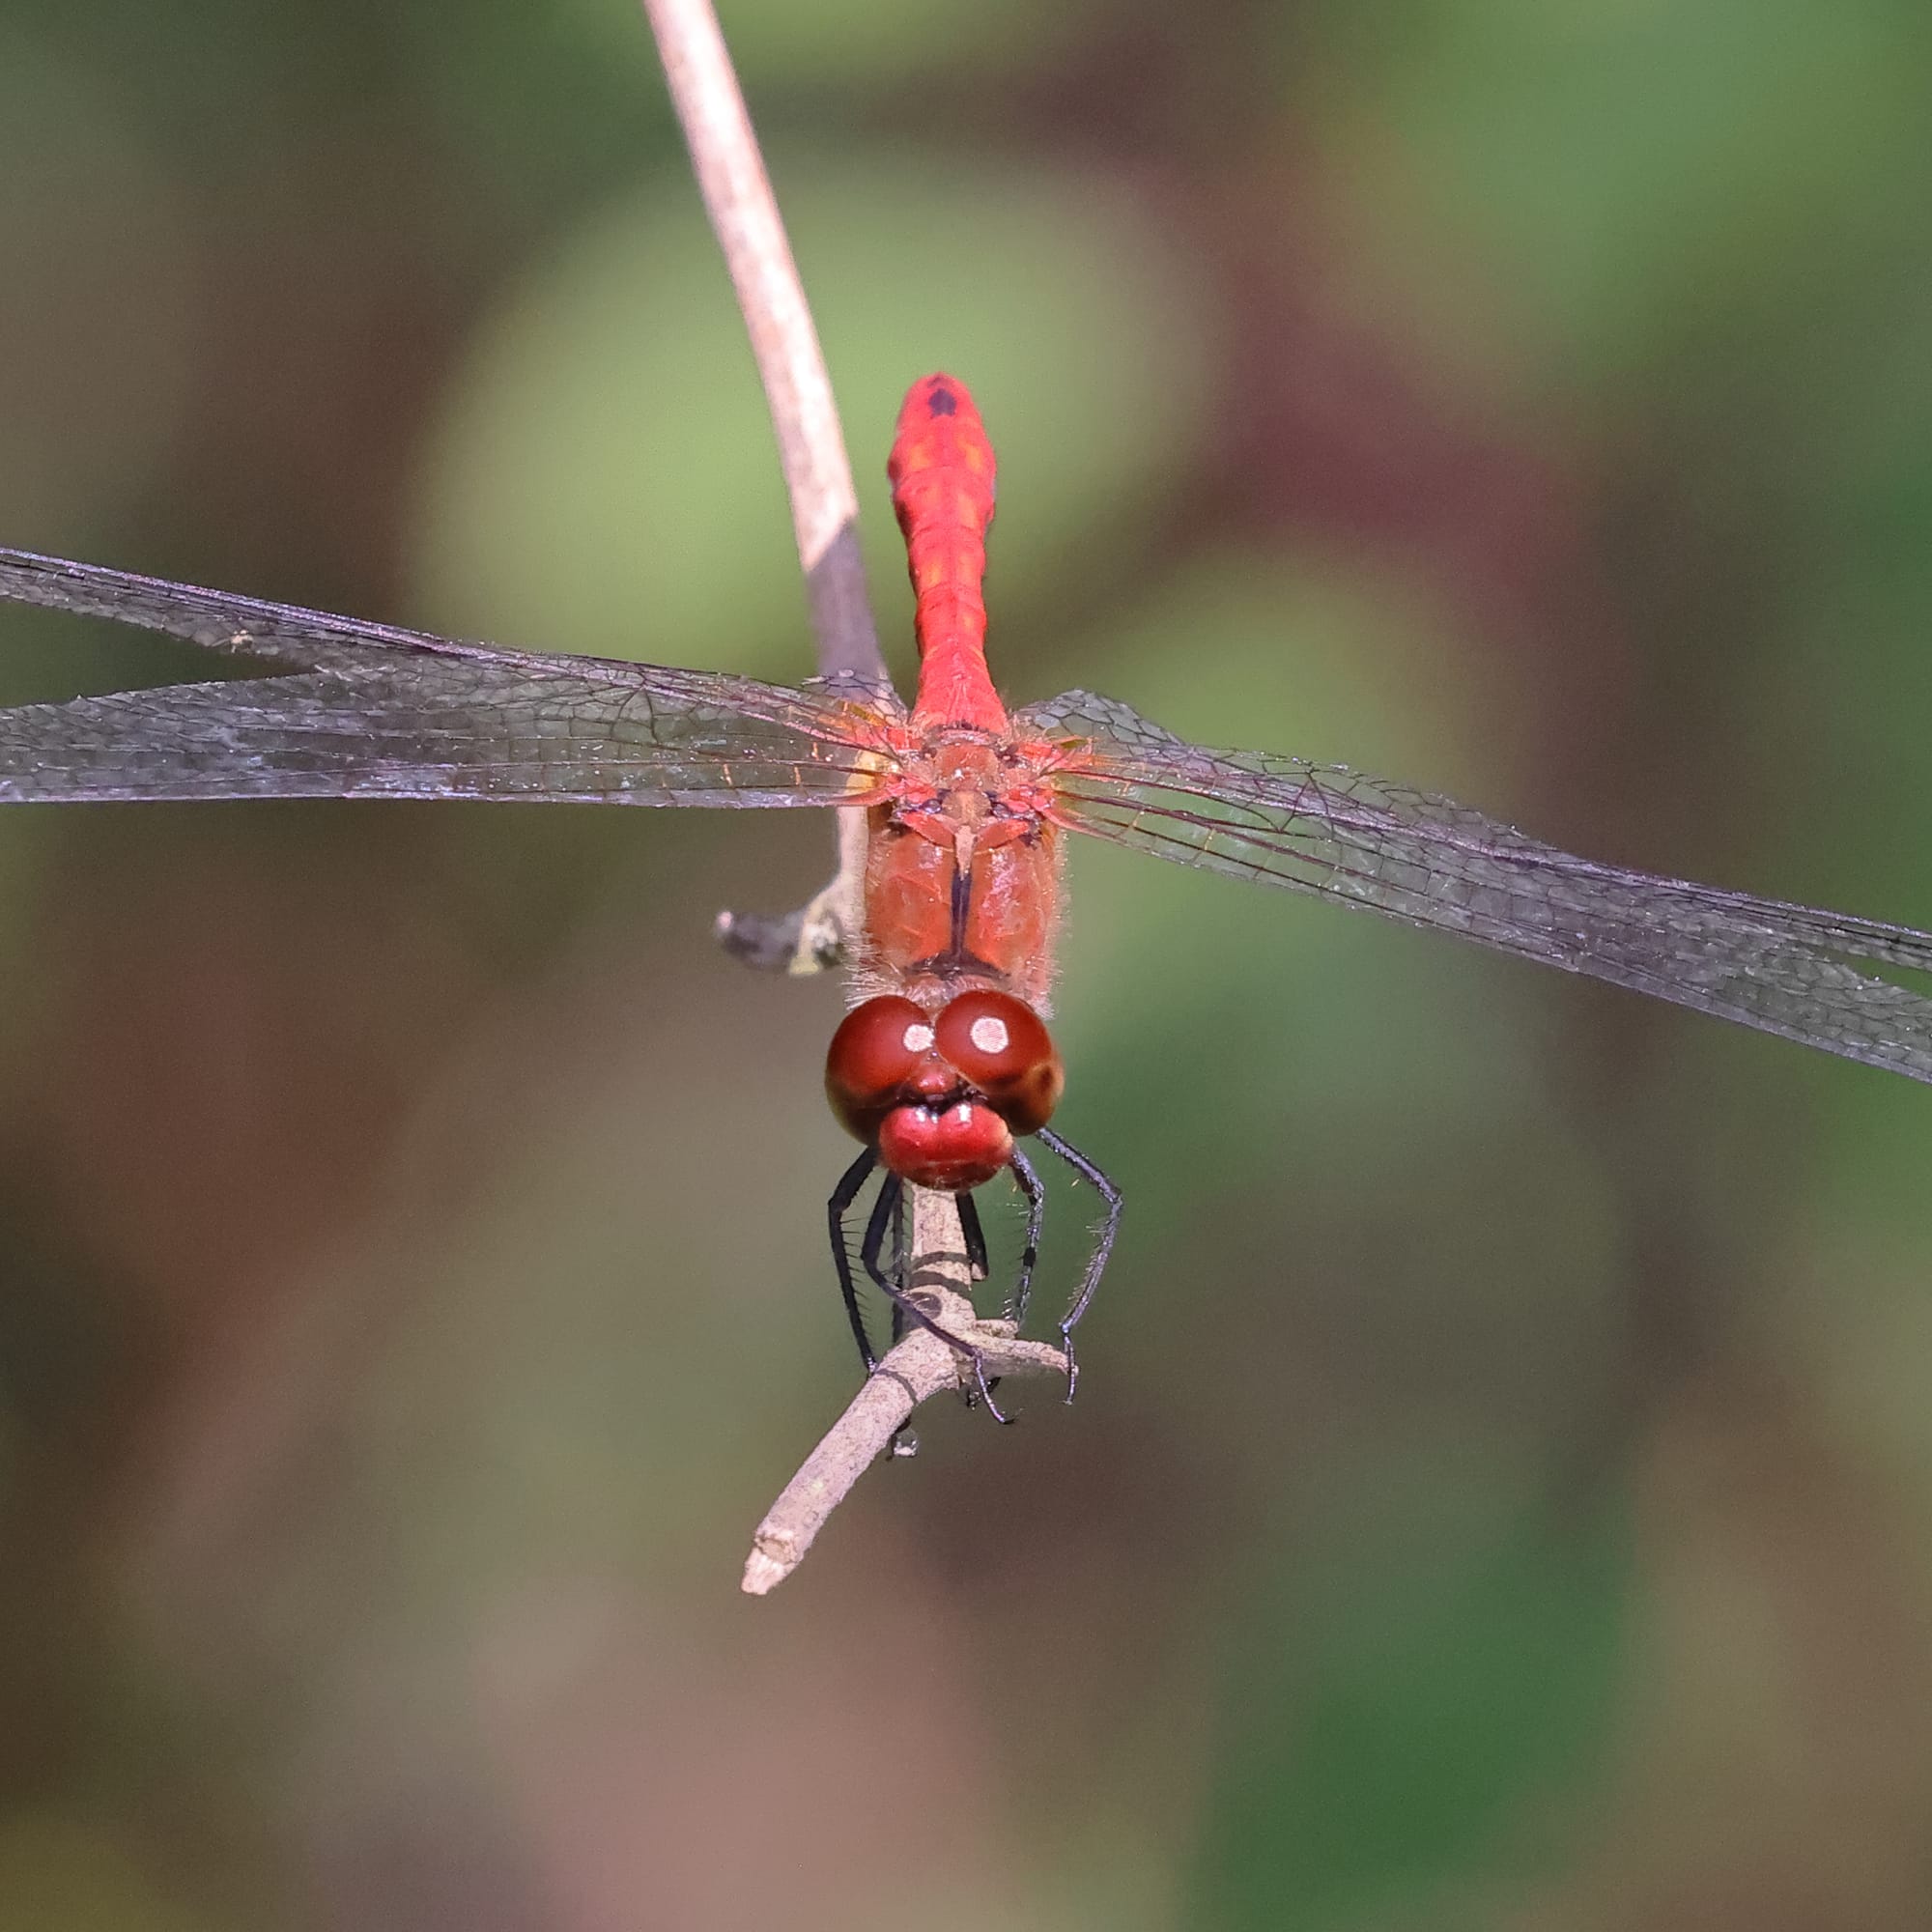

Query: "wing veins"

xmin=0 ymin=547 xmax=912 ymax=806
xmin=1031 ymin=689 xmax=1932 ymax=1085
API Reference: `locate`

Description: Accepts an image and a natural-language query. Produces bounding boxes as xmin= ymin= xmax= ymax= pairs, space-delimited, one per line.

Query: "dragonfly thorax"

xmin=825 ymin=989 xmax=1064 ymax=1191
xmin=858 ymin=735 xmax=1065 ymax=1018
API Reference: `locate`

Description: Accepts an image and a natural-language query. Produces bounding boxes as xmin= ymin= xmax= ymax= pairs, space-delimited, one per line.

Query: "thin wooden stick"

xmin=743 ymin=1191 xmax=1071 ymax=1596
xmin=642 ymin=0 xmax=877 ymax=977
xmin=639 ymin=0 xmax=1063 ymax=1592
xmin=642 ymin=0 xmax=883 ymax=685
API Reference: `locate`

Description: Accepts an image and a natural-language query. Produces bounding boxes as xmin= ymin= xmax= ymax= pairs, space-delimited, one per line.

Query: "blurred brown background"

xmin=3 ymin=1 xmax=1932 ymax=1926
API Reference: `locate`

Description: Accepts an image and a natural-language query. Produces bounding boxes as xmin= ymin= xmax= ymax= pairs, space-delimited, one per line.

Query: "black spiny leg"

xmin=828 ymin=1146 xmax=881 ymax=1376
xmin=1005 ymin=1145 xmax=1045 ymax=1329
xmin=957 ymin=1190 xmax=990 ymax=1280
xmin=952 ymin=1189 xmax=996 ymax=1408
xmin=1036 ymin=1126 xmax=1122 ymax=1404
xmin=862 ymin=1174 xmax=919 ymax=1457
xmin=872 ymin=1264 xmax=1011 ymax=1423
xmin=885 ymin=1179 xmax=908 ymax=1348
xmin=829 ymin=1151 xmax=1010 ymax=1421
xmin=862 ymin=1171 xmax=905 ymax=1308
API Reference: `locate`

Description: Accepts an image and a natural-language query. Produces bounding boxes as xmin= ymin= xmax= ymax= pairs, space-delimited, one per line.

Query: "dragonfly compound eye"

xmin=825 ymin=995 xmax=935 ymax=1142
xmin=934 ymin=989 xmax=1064 ymax=1134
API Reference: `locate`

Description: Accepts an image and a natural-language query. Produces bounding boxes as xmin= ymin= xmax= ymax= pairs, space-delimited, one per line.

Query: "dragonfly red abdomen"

xmin=889 ymin=374 xmax=1007 ymax=734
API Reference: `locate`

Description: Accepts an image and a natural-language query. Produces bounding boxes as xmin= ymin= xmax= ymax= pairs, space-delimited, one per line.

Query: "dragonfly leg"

xmin=876 ymin=1274 xmax=1010 ymax=1421
xmin=957 ymin=1189 xmax=990 ymax=1280
xmin=833 ymin=1152 xmax=1007 ymax=1420
xmin=865 ymin=1171 xmax=936 ymax=1365
xmin=883 ymin=1179 xmax=909 ymax=1349
xmin=1004 ymin=1146 xmax=1044 ymax=1329
xmin=860 ymin=1171 xmax=905 ymax=1298
xmin=828 ymin=1147 xmax=882 ymax=1376
xmin=862 ymin=1175 xmax=922 ymax=1456
xmin=953 ymin=1187 xmax=998 ymax=1409
xmin=1036 ymin=1127 xmax=1122 ymax=1405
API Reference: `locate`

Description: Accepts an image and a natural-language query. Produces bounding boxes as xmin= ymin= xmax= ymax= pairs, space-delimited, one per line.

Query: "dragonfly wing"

xmin=0 ymin=548 xmax=902 ymax=806
xmin=1020 ymin=689 xmax=1932 ymax=1085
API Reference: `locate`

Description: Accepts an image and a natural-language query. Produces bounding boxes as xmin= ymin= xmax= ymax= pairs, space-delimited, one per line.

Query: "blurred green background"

xmin=4 ymin=1 xmax=1932 ymax=1926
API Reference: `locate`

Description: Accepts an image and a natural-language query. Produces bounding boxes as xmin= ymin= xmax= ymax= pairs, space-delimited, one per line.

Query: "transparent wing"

xmin=1020 ymin=689 xmax=1932 ymax=1084
xmin=0 ymin=548 xmax=903 ymax=806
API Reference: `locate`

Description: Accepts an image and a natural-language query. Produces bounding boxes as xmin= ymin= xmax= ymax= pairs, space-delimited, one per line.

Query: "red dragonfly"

xmin=3 ymin=373 xmax=1932 ymax=1411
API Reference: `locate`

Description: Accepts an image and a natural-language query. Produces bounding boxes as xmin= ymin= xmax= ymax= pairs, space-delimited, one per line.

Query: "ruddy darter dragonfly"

xmin=3 ymin=374 xmax=1932 ymax=1411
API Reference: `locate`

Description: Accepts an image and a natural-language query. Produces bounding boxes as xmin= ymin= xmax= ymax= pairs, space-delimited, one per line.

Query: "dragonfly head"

xmin=825 ymin=989 xmax=1064 ymax=1191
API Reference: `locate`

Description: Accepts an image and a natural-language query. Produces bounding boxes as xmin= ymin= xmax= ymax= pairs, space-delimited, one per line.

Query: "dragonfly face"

xmin=825 ymin=988 xmax=1064 ymax=1191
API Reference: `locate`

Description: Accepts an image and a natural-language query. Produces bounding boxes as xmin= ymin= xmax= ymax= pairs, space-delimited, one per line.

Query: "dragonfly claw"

xmin=967 ymin=1352 xmax=1013 ymax=1424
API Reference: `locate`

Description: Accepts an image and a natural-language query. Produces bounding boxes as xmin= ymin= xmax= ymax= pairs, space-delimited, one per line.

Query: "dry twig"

xmin=639 ymin=0 xmax=1065 ymax=1592
xmin=642 ymin=0 xmax=881 ymax=684
xmin=644 ymin=0 xmax=876 ymax=976
xmin=743 ymin=1192 xmax=1072 ymax=1595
